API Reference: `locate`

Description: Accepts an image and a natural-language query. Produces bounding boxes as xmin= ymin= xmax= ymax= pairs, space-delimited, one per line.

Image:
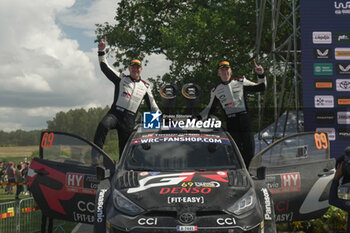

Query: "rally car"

xmin=28 ymin=125 xmax=334 ymax=232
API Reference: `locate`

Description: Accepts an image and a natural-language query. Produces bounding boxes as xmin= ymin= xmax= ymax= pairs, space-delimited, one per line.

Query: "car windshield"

xmin=124 ymin=133 xmax=240 ymax=171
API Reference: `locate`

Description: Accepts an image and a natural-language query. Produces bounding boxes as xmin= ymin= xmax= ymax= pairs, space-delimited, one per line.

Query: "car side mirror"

xmin=257 ymin=166 xmax=266 ymax=180
xmin=96 ymin=165 xmax=110 ymax=180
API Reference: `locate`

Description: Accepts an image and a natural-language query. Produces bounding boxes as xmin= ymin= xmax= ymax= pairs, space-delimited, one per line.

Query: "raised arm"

xmin=243 ymin=60 xmax=266 ymax=92
xmin=98 ymin=36 xmax=121 ymax=84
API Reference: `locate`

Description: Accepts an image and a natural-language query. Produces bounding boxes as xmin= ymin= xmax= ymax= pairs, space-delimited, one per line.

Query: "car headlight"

xmin=227 ymin=188 xmax=256 ymax=215
xmin=113 ymin=189 xmax=144 ymax=216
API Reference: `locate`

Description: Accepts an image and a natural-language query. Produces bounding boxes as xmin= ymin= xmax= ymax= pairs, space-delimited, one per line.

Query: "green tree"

xmin=95 ymin=0 xmax=296 ymax=129
xmin=47 ymin=106 xmax=109 ymax=141
xmin=96 ymin=0 xmax=258 ymax=112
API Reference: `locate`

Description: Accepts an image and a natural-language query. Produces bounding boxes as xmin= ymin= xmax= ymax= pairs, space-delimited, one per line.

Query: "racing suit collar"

xmin=127 ymin=75 xmax=141 ymax=82
xmin=221 ymin=78 xmax=233 ymax=85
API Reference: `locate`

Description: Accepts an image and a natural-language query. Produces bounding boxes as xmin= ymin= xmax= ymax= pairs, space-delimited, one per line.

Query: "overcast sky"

xmin=0 ymin=0 xmax=170 ymax=132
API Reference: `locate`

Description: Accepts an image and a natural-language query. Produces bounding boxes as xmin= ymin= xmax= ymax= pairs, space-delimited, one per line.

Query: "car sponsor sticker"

xmin=176 ymin=226 xmax=198 ymax=232
xmin=312 ymin=32 xmax=332 ymax=44
xmin=131 ymin=135 xmax=231 ymax=145
xmin=74 ymin=201 xmax=95 ymax=223
xmin=168 ymin=196 xmax=204 ymax=204
xmin=336 ymin=79 xmax=350 ymax=91
xmin=65 ymin=173 xmax=97 ymax=194
xmin=314 ymin=95 xmax=334 ymax=108
xmin=266 ymin=172 xmax=301 ymax=194
xmin=274 ymin=200 xmax=290 ymax=213
xmin=316 ymin=128 xmax=336 ymax=141
xmin=275 ymin=212 xmax=294 ymax=222
xmin=160 ymin=187 xmax=212 ymax=194
xmin=127 ymin=172 xmax=227 ymax=194
xmin=216 ymin=218 xmax=236 ymax=225
xmin=261 ymin=188 xmax=272 ymax=220
xmin=138 ymin=218 xmax=158 ymax=225
xmin=338 ymin=112 xmax=350 ymax=124
xmin=335 ymin=48 xmax=350 ymax=60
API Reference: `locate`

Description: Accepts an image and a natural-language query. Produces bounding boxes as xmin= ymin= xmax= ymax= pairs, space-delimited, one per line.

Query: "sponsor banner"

xmin=314 ymin=95 xmax=334 ymax=108
xmin=334 ymin=32 xmax=350 ymax=43
xmin=337 ymin=112 xmax=350 ymax=124
xmin=314 ymin=48 xmax=332 ymax=59
xmin=131 ymin=135 xmax=231 ymax=145
xmin=336 ymin=79 xmax=350 ymax=91
xmin=337 ymin=97 xmax=350 ymax=106
xmin=312 ymin=32 xmax=332 ymax=44
xmin=335 ymin=48 xmax=350 ymax=60
xmin=316 ymin=111 xmax=335 ymax=124
xmin=338 ymin=128 xmax=350 ymax=140
xmin=302 ymin=0 xmax=350 ymax=158
xmin=335 ymin=1 xmax=350 ymax=15
xmin=316 ymin=128 xmax=336 ymax=141
xmin=266 ymin=173 xmax=301 ymax=194
xmin=336 ymin=63 xmax=350 ymax=75
xmin=313 ymin=63 xmax=333 ymax=75
xmin=314 ymin=80 xmax=333 ymax=90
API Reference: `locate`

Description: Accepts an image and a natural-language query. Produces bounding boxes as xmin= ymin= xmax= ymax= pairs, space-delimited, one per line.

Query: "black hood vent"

xmin=118 ymin=171 xmax=139 ymax=189
xmin=227 ymin=170 xmax=248 ymax=187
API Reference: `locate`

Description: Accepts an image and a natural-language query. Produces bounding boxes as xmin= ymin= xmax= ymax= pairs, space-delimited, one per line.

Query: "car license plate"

xmin=176 ymin=226 xmax=198 ymax=231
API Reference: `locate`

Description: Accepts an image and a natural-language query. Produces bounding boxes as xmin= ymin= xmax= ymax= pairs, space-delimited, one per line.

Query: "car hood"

xmin=117 ymin=170 xmax=252 ymax=211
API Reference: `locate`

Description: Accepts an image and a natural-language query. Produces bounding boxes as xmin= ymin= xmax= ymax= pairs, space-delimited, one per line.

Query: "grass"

xmin=0 ymin=146 xmax=38 ymax=158
xmin=0 ymin=146 xmax=76 ymax=232
xmin=0 ymin=187 xmax=77 ymax=232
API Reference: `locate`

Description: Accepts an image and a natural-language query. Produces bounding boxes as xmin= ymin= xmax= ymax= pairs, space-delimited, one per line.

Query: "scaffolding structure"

xmin=255 ymin=0 xmax=302 ymax=147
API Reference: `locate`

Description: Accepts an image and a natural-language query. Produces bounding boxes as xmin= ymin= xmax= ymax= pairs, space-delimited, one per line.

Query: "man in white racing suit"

xmin=94 ymin=37 xmax=160 ymax=158
xmin=199 ymin=61 xmax=266 ymax=167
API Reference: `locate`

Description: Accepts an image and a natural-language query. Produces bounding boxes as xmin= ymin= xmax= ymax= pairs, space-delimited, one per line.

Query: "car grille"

xmin=118 ymin=171 xmax=139 ymax=189
xmin=227 ymin=170 xmax=248 ymax=187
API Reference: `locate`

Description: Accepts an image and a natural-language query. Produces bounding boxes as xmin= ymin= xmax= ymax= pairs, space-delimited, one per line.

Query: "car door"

xmin=28 ymin=131 xmax=115 ymax=224
xmin=249 ymin=132 xmax=335 ymax=223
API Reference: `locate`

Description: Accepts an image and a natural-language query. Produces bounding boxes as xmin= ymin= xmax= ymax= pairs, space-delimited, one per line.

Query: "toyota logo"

xmin=340 ymin=81 xmax=350 ymax=89
xmin=179 ymin=213 xmax=194 ymax=223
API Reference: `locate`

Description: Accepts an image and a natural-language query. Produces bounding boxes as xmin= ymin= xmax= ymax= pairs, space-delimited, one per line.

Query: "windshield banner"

xmin=131 ymin=135 xmax=231 ymax=145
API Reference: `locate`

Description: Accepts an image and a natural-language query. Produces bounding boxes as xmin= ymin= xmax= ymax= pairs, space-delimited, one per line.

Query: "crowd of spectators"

xmin=0 ymin=159 xmax=30 ymax=199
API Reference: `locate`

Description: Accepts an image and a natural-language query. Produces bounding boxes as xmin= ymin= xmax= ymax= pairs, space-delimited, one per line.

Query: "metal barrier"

xmin=0 ymin=200 xmax=16 ymax=233
xmin=0 ymin=197 xmax=67 ymax=233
